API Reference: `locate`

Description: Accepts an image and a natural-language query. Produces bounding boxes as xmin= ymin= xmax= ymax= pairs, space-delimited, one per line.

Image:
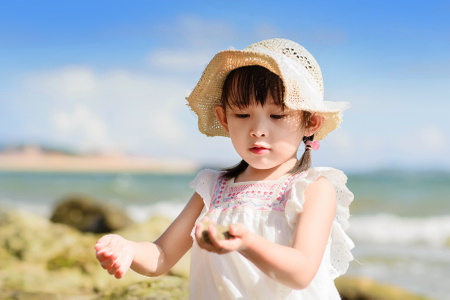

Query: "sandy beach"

xmin=0 ymin=147 xmax=198 ymax=173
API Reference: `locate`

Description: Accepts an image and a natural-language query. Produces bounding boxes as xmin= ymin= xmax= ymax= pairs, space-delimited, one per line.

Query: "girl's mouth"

xmin=250 ymin=147 xmax=270 ymax=154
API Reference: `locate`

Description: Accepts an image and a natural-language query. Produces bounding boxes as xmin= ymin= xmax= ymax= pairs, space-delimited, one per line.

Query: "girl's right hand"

xmin=95 ymin=234 xmax=136 ymax=279
xmin=195 ymin=217 xmax=250 ymax=254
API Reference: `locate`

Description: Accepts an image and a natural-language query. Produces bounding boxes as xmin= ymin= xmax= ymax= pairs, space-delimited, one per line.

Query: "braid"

xmin=290 ymin=135 xmax=314 ymax=174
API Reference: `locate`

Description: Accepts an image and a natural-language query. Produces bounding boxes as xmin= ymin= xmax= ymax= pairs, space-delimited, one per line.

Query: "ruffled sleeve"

xmin=189 ymin=169 xmax=221 ymax=239
xmin=285 ymin=167 xmax=355 ymax=279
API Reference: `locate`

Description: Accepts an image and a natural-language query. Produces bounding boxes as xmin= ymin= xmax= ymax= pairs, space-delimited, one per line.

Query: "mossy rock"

xmin=0 ymin=260 xmax=96 ymax=297
xmin=336 ymin=276 xmax=430 ymax=300
xmin=0 ymin=210 xmax=97 ymax=263
xmin=0 ymin=210 xmax=191 ymax=297
xmin=50 ymin=194 xmax=133 ymax=233
xmin=98 ymin=276 xmax=189 ymax=300
xmin=0 ymin=245 xmax=13 ymax=267
xmin=0 ymin=291 xmax=60 ymax=300
xmin=46 ymin=233 xmax=99 ymax=273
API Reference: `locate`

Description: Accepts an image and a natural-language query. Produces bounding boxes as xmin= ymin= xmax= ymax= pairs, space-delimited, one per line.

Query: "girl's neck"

xmin=235 ymin=157 xmax=298 ymax=183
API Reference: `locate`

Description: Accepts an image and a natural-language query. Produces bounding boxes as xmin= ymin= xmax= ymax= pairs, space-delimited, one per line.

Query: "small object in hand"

xmin=201 ymin=220 xmax=233 ymax=244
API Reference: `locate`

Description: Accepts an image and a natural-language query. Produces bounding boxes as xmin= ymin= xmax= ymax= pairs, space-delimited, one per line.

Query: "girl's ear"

xmin=215 ymin=105 xmax=230 ymax=133
xmin=305 ymin=113 xmax=324 ymax=136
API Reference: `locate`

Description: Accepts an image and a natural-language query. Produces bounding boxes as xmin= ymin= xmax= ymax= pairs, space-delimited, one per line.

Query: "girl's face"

xmin=215 ymin=93 xmax=306 ymax=172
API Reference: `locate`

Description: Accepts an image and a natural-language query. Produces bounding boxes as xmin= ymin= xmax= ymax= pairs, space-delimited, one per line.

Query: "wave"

xmin=348 ymin=213 xmax=450 ymax=248
xmin=0 ymin=197 xmax=187 ymax=223
xmin=3 ymin=194 xmax=450 ymax=249
xmin=125 ymin=202 xmax=186 ymax=223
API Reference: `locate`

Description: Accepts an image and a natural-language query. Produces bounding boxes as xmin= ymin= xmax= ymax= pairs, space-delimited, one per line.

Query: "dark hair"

xmin=220 ymin=66 xmax=313 ymax=179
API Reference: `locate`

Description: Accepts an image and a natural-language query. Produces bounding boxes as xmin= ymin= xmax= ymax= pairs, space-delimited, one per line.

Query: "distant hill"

xmin=0 ymin=143 xmax=198 ymax=173
xmin=0 ymin=143 xmax=79 ymax=156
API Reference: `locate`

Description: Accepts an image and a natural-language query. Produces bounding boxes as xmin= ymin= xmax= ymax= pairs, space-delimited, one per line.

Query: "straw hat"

xmin=186 ymin=38 xmax=350 ymax=140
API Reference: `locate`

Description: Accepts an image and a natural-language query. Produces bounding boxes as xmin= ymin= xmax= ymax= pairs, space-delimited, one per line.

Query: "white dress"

xmin=189 ymin=167 xmax=354 ymax=300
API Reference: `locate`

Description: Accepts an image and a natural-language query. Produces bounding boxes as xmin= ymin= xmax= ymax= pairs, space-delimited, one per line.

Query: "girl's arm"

xmin=195 ymin=177 xmax=336 ymax=289
xmin=95 ymin=192 xmax=204 ymax=279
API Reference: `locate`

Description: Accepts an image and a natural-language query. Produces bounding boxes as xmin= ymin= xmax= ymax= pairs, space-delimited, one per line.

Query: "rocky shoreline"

xmin=0 ymin=209 xmax=430 ymax=299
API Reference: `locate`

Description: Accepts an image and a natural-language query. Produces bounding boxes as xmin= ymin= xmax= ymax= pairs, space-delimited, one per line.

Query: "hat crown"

xmin=244 ymin=38 xmax=324 ymax=97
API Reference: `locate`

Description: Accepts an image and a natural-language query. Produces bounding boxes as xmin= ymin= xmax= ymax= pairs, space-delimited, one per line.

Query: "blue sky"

xmin=1 ymin=0 xmax=449 ymax=172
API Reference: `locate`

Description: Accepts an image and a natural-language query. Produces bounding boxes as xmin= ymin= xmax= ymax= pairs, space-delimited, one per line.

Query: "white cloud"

xmin=416 ymin=125 xmax=448 ymax=152
xmin=396 ymin=125 xmax=448 ymax=154
xmin=391 ymin=124 xmax=449 ymax=169
xmin=328 ymin=128 xmax=355 ymax=150
xmin=54 ymin=105 xmax=117 ymax=153
xmin=23 ymin=64 xmax=194 ymax=156
xmin=148 ymin=111 xmax=186 ymax=145
xmin=145 ymin=15 xmax=238 ymax=73
xmin=27 ymin=66 xmax=97 ymax=100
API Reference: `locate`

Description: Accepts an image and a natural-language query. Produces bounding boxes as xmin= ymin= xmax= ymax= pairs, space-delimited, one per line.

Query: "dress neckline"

xmin=228 ymin=172 xmax=296 ymax=186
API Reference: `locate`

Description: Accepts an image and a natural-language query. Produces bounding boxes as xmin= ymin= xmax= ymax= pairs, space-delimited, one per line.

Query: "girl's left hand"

xmin=194 ymin=217 xmax=251 ymax=254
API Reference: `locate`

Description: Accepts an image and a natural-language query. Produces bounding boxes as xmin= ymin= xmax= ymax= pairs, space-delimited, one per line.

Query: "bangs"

xmin=221 ymin=66 xmax=285 ymax=110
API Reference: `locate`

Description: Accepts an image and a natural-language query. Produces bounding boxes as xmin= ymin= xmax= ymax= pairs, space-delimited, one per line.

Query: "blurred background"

xmin=1 ymin=0 xmax=449 ymax=299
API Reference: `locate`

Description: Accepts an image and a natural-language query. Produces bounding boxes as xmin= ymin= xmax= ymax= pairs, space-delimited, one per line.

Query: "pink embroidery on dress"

xmin=208 ymin=171 xmax=307 ymax=214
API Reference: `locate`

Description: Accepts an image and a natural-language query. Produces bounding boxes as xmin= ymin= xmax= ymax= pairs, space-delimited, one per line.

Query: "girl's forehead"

xmin=228 ymin=100 xmax=291 ymax=112
xmin=229 ymin=93 xmax=282 ymax=107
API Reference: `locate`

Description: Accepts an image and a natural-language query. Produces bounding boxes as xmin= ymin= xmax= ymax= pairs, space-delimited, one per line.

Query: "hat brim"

xmin=186 ymin=49 xmax=350 ymax=140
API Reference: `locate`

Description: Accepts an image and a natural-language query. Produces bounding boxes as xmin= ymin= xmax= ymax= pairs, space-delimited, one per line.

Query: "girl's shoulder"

xmin=189 ymin=169 xmax=224 ymax=200
xmin=286 ymin=166 xmax=354 ymax=230
xmin=192 ymin=168 xmax=224 ymax=180
xmin=293 ymin=167 xmax=349 ymax=189
xmin=289 ymin=167 xmax=355 ymax=279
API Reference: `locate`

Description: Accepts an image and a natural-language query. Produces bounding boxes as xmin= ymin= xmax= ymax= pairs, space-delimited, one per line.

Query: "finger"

xmin=207 ymin=224 xmax=221 ymax=248
xmin=229 ymin=223 xmax=246 ymax=237
xmin=196 ymin=221 xmax=211 ymax=245
xmin=195 ymin=227 xmax=217 ymax=252
xmin=106 ymin=250 xmax=122 ymax=275
xmin=107 ymin=259 xmax=120 ymax=276
xmin=98 ymin=249 xmax=115 ymax=269
xmin=198 ymin=241 xmax=218 ymax=252
xmin=101 ymin=251 xmax=118 ymax=268
xmin=206 ymin=224 xmax=229 ymax=253
xmin=221 ymin=238 xmax=243 ymax=250
xmin=96 ymin=248 xmax=113 ymax=262
xmin=200 ymin=216 xmax=210 ymax=222
xmin=94 ymin=243 xmax=102 ymax=252
xmin=106 ymin=235 xmax=122 ymax=251
xmin=114 ymin=269 xmax=125 ymax=279
xmin=95 ymin=235 xmax=113 ymax=251
xmin=195 ymin=221 xmax=205 ymax=238
xmin=114 ymin=263 xmax=129 ymax=279
xmin=100 ymin=256 xmax=115 ymax=270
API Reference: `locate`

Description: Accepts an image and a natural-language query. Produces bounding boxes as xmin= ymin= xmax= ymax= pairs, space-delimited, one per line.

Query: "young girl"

xmin=95 ymin=38 xmax=354 ymax=299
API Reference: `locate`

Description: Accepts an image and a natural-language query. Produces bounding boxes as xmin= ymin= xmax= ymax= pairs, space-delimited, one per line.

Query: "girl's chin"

xmin=245 ymin=158 xmax=298 ymax=172
xmin=246 ymin=161 xmax=284 ymax=171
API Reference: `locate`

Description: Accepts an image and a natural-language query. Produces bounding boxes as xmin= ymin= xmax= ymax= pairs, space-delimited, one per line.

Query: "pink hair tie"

xmin=305 ymin=140 xmax=320 ymax=151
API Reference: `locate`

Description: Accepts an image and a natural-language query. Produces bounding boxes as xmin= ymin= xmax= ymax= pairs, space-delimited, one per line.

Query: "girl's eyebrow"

xmin=227 ymin=105 xmax=246 ymax=114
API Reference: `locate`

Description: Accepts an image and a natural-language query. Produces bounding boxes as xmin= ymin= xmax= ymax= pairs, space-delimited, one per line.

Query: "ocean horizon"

xmin=1 ymin=168 xmax=449 ymax=299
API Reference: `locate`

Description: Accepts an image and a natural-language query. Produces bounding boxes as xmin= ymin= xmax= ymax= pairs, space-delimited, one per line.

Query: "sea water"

xmin=0 ymin=169 xmax=449 ymax=299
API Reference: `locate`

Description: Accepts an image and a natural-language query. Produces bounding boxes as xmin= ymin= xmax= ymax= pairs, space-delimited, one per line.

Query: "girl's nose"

xmin=251 ymin=130 xmax=266 ymax=138
xmin=250 ymin=120 xmax=267 ymax=137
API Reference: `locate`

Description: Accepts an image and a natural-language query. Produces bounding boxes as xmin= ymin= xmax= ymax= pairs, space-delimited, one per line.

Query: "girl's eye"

xmin=235 ymin=114 xmax=250 ymax=119
xmin=270 ymin=114 xmax=285 ymax=119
